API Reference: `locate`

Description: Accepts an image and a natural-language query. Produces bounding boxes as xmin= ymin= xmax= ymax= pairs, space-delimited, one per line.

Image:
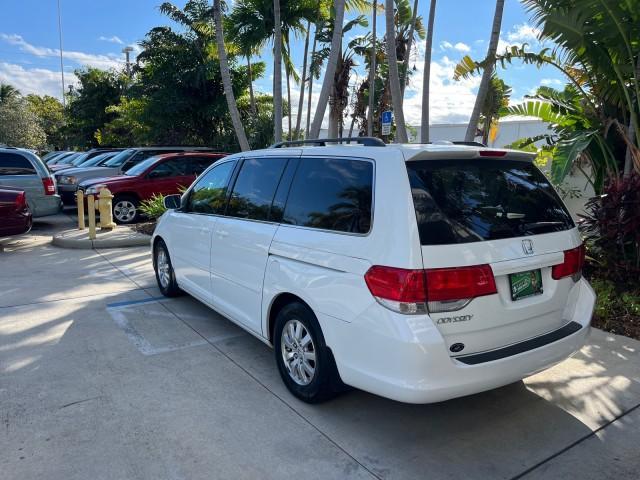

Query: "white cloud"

xmin=497 ymin=23 xmax=544 ymax=54
xmin=1 ymin=33 xmax=125 ymax=70
xmin=0 ymin=62 xmax=78 ymax=99
xmin=540 ymin=78 xmax=562 ymax=86
xmin=98 ymin=35 xmax=124 ymax=45
xmin=440 ymin=41 xmax=453 ymax=51
xmin=453 ymin=42 xmax=471 ymax=53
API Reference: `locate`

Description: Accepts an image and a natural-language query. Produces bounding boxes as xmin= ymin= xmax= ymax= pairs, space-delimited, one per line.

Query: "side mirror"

xmin=163 ymin=194 xmax=181 ymax=210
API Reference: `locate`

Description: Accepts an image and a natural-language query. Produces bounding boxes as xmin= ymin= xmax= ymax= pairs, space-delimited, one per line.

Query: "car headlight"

xmin=58 ymin=175 xmax=77 ymax=185
xmin=85 ymin=184 xmax=106 ymax=195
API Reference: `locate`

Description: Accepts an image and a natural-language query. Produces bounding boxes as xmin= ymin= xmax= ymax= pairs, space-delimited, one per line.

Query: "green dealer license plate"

xmin=510 ymin=269 xmax=543 ymax=301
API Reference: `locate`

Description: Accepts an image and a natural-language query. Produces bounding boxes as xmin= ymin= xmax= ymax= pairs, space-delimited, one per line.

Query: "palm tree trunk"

xmin=464 ymin=0 xmax=504 ymax=142
xmin=306 ymin=24 xmax=319 ymax=137
xmin=273 ymin=0 xmax=283 ymax=143
xmin=213 ymin=0 xmax=250 ymax=151
xmin=385 ymin=0 xmax=409 ymax=143
xmin=309 ymin=0 xmax=346 ymax=139
xmin=286 ymin=64 xmax=292 ymax=141
xmin=401 ymin=0 xmax=419 ymax=101
xmin=367 ymin=0 xmax=377 ymax=137
xmin=421 ymin=0 xmax=436 ymax=143
xmin=295 ymin=22 xmax=311 ymax=137
xmin=247 ymin=56 xmax=257 ymax=116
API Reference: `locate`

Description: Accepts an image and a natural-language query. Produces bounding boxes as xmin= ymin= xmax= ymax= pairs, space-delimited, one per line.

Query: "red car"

xmin=78 ymin=152 xmax=226 ymax=224
xmin=0 ymin=188 xmax=33 ymax=236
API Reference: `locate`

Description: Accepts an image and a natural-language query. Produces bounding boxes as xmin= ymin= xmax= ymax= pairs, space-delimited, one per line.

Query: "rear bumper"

xmin=32 ymin=194 xmax=63 ymax=218
xmin=320 ymin=278 xmax=595 ymax=404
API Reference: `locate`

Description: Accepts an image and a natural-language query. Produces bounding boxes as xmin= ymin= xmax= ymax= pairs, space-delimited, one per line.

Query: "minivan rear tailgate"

xmin=421 ymin=229 xmax=583 ymax=356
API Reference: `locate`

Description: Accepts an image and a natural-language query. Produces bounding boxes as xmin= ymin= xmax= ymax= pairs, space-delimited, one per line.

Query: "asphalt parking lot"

xmin=1 ymin=214 xmax=640 ymax=480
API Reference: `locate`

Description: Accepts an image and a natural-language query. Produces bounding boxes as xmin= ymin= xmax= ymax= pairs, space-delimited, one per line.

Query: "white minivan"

xmin=152 ymin=139 xmax=595 ymax=404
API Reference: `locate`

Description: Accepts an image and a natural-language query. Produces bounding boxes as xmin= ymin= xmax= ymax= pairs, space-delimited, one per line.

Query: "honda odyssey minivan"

xmin=151 ymin=139 xmax=595 ymax=404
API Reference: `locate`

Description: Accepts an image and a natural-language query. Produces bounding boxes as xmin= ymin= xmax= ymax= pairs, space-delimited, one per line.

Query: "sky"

xmin=0 ymin=0 xmax=563 ymax=127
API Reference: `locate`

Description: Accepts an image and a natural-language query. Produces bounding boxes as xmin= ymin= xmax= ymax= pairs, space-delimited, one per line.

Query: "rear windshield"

xmin=407 ymin=159 xmax=574 ymax=245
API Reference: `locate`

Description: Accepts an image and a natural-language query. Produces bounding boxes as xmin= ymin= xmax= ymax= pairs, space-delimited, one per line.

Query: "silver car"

xmin=0 ymin=147 xmax=62 ymax=217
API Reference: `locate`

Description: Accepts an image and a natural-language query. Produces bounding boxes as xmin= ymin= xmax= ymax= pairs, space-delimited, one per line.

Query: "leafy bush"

xmin=139 ymin=194 xmax=167 ymax=220
xmin=590 ymin=278 xmax=640 ymax=339
xmin=579 ymin=174 xmax=640 ymax=283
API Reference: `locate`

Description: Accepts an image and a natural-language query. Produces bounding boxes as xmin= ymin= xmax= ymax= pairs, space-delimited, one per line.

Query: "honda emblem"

xmin=522 ymin=239 xmax=534 ymax=255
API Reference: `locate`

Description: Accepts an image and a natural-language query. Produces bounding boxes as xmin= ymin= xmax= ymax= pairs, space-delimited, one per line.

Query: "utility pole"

xmin=122 ymin=46 xmax=134 ymax=78
xmin=56 ymin=0 xmax=66 ymax=107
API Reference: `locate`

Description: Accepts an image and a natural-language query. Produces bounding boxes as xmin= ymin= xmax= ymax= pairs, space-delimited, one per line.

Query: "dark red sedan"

xmin=78 ymin=152 xmax=226 ymax=224
xmin=0 ymin=188 xmax=33 ymax=236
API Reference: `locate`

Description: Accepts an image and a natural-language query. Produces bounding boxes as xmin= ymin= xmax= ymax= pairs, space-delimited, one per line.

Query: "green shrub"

xmin=139 ymin=194 xmax=167 ymax=220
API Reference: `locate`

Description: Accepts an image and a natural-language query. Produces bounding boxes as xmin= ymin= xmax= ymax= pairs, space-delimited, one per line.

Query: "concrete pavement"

xmin=1 ymin=214 xmax=639 ymax=479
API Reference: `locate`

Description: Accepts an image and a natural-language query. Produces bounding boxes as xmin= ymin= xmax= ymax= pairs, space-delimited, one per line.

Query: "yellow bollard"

xmin=77 ymin=190 xmax=85 ymax=230
xmin=98 ymin=188 xmax=116 ymax=230
xmin=87 ymin=194 xmax=96 ymax=240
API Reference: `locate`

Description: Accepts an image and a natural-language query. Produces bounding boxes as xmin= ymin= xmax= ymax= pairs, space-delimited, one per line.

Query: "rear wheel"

xmin=112 ymin=195 xmax=139 ymax=224
xmin=154 ymin=240 xmax=180 ymax=297
xmin=274 ymin=302 xmax=341 ymax=403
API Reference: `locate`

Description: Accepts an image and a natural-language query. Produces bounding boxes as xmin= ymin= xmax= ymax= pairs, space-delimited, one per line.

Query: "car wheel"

xmin=112 ymin=195 xmax=139 ymax=224
xmin=154 ymin=240 xmax=181 ymax=297
xmin=274 ymin=302 xmax=341 ymax=403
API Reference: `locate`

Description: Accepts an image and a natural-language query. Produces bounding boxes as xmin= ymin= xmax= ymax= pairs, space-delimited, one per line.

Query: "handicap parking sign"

xmin=381 ymin=111 xmax=392 ymax=135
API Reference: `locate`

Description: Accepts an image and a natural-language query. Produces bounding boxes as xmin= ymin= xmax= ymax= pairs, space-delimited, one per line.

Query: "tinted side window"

xmin=227 ymin=157 xmax=288 ymax=221
xmin=149 ymin=159 xmax=189 ymax=178
xmin=283 ymin=157 xmax=373 ymax=234
xmin=186 ymin=161 xmax=235 ymax=214
xmin=0 ymin=153 xmax=36 ymax=175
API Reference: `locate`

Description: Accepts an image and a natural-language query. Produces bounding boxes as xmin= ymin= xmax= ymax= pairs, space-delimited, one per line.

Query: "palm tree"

xmin=385 ymin=0 xmax=409 ymax=142
xmin=309 ymin=0 xmax=346 ymax=139
xmin=400 ymin=0 xmax=418 ymax=100
xmin=464 ymin=0 xmax=505 ymax=142
xmin=420 ymin=0 xmax=436 ymax=142
xmin=0 ymin=83 xmax=20 ymax=104
xmin=213 ymin=0 xmax=250 ymax=150
xmin=294 ymin=21 xmax=312 ymax=137
xmin=273 ymin=0 xmax=283 ymax=143
xmin=366 ymin=0 xmax=377 ymax=136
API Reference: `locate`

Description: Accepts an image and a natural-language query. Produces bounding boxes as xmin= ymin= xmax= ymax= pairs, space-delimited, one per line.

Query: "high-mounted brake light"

xmin=478 ymin=150 xmax=507 ymax=157
xmin=364 ymin=264 xmax=497 ymax=314
xmin=42 ymin=177 xmax=56 ymax=195
xmin=552 ymin=245 xmax=585 ymax=280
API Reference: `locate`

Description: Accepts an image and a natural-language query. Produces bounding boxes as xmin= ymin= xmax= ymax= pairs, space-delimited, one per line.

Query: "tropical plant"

xmin=0 ymin=96 xmax=47 ymax=149
xmin=479 ymin=75 xmax=511 ymax=145
xmin=420 ymin=0 xmax=436 ymax=142
xmin=25 ymin=94 xmax=65 ymax=149
xmin=139 ymin=193 xmax=168 ymax=220
xmin=464 ymin=0 xmax=505 ymax=142
xmin=0 ymin=83 xmax=21 ymax=104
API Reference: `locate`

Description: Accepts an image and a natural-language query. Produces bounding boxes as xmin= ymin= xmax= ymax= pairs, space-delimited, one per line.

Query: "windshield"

xmin=125 ymin=156 xmax=161 ymax=176
xmin=70 ymin=153 xmax=90 ymax=166
xmin=57 ymin=153 xmax=80 ymax=165
xmin=82 ymin=152 xmax=115 ymax=167
xmin=103 ymin=149 xmax=135 ymax=167
xmin=407 ymin=159 xmax=574 ymax=245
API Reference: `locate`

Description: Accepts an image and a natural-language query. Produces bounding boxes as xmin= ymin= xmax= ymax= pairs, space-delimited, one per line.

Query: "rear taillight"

xmin=364 ymin=266 xmax=427 ymax=314
xmin=364 ymin=264 xmax=497 ymax=314
xmin=42 ymin=177 xmax=56 ymax=195
xmin=15 ymin=191 xmax=27 ymax=209
xmin=425 ymin=265 xmax=497 ymax=312
xmin=552 ymin=245 xmax=585 ymax=281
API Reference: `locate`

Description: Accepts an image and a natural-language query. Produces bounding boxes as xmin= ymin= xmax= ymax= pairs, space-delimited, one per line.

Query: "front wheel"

xmin=154 ymin=240 xmax=181 ymax=297
xmin=112 ymin=195 xmax=139 ymax=224
xmin=274 ymin=302 xmax=342 ymax=403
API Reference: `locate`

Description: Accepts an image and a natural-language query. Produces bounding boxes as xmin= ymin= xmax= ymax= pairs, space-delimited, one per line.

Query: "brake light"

xmin=425 ymin=265 xmax=497 ymax=312
xmin=15 ymin=191 xmax=27 ymax=210
xmin=552 ymin=245 xmax=585 ymax=280
xmin=42 ymin=177 xmax=56 ymax=195
xmin=479 ymin=150 xmax=507 ymax=157
xmin=364 ymin=264 xmax=497 ymax=314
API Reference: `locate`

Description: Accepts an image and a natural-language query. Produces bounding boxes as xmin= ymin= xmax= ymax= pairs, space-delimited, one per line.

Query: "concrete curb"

xmin=52 ymin=227 xmax=151 ymax=249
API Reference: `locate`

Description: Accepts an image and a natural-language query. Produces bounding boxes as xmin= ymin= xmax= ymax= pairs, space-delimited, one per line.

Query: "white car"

xmin=152 ymin=139 xmax=595 ymax=404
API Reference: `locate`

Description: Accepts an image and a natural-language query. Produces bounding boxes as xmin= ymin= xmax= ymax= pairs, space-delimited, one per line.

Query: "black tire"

xmin=274 ymin=302 xmax=342 ymax=403
xmin=154 ymin=240 xmax=181 ymax=297
xmin=112 ymin=195 xmax=140 ymax=224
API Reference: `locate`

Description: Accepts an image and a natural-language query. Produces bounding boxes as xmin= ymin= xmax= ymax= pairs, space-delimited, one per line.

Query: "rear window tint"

xmin=283 ymin=157 xmax=373 ymax=234
xmin=407 ymin=159 xmax=574 ymax=245
xmin=0 ymin=153 xmax=36 ymax=175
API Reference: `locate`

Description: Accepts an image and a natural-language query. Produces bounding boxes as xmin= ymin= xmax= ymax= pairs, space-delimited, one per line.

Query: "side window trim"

xmin=182 ymin=159 xmax=239 ymax=215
